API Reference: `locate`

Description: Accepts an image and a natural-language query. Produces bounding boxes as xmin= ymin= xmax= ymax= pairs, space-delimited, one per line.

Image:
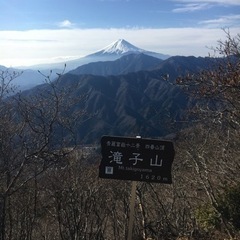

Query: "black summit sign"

xmin=99 ymin=136 xmax=175 ymax=184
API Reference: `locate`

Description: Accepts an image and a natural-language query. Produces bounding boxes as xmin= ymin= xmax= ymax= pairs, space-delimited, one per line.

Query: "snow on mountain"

xmin=98 ymin=39 xmax=144 ymax=55
xmin=87 ymin=39 xmax=170 ymax=60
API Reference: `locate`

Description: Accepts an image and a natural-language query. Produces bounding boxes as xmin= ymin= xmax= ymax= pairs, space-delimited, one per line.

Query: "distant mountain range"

xmin=1 ymin=39 xmax=170 ymax=91
xmin=70 ymin=53 xmax=216 ymax=80
xmin=69 ymin=53 xmax=163 ymax=76
xmin=0 ymin=65 xmax=63 ymax=92
xmin=2 ymin=39 xmax=222 ymax=144
xmin=18 ymin=54 xmax=219 ymax=144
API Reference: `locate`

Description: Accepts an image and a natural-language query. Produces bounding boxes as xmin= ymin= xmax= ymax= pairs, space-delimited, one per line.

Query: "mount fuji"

xmin=87 ymin=39 xmax=169 ymax=59
xmin=98 ymin=39 xmax=144 ymax=55
xmin=26 ymin=39 xmax=170 ymax=71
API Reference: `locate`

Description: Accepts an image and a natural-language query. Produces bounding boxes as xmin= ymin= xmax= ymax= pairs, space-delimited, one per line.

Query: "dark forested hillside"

xmin=69 ymin=53 xmax=163 ymax=76
xmin=20 ymin=55 xmax=221 ymax=144
xmin=23 ymin=71 xmax=188 ymax=144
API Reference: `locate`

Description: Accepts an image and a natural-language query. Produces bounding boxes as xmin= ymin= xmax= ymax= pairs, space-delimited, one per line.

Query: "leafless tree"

xmin=0 ymin=69 xmax=85 ymax=240
xmin=174 ymin=30 xmax=240 ymax=238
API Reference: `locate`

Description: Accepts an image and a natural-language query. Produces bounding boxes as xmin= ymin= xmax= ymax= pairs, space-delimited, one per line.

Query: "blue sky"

xmin=1 ymin=0 xmax=240 ymax=67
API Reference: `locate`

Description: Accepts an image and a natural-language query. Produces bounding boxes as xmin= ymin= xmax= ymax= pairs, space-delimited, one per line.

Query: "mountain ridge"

xmin=23 ymin=70 xmax=188 ymax=144
xmin=69 ymin=53 xmax=163 ymax=76
xmin=18 ymin=55 xmax=220 ymax=144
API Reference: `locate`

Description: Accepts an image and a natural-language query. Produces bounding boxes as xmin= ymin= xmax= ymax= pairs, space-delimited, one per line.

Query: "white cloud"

xmin=1 ymin=27 xmax=240 ymax=67
xmin=173 ymin=0 xmax=240 ymax=6
xmin=172 ymin=0 xmax=240 ymax=12
xmin=199 ymin=14 xmax=240 ymax=28
xmin=58 ymin=20 xmax=75 ymax=28
xmin=172 ymin=3 xmax=210 ymax=12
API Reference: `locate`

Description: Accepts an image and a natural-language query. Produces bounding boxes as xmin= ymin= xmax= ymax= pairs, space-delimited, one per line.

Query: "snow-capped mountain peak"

xmin=89 ymin=39 xmax=146 ymax=57
xmin=86 ymin=39 xmax=169 ymax=60
xmin=88 ymin=39 xmax=169 ymax=60
xmin=101 ymin=39 xmax=144 ymax=55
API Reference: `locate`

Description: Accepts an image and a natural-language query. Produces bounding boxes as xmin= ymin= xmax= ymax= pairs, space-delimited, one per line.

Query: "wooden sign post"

xmin=99 ymin=135 xmax=175 ymax=239
xmin=127 ymin=181 xmax=137 ymax=240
